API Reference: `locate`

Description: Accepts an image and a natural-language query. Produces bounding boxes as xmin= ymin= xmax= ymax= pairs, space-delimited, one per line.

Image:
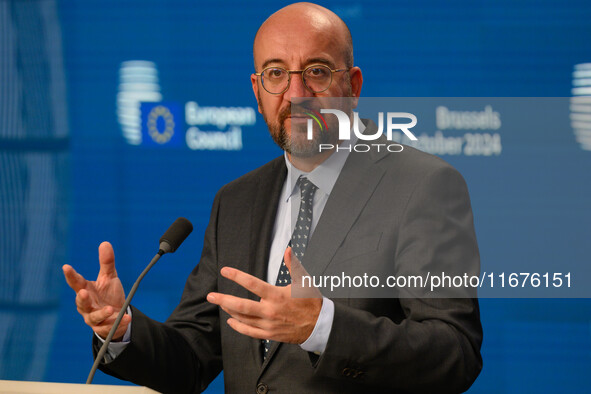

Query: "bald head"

xmin=253 ymin=2 xmax=353 ymax=71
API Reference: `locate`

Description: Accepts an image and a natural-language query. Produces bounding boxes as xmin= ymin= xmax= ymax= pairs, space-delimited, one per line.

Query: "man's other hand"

xmin=206 ymin=248 xmax=322 ymax=344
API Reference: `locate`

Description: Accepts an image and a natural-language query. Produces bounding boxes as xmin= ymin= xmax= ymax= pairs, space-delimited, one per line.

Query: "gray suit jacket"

xmin=95 ymin=124 xmax=483 ymax=393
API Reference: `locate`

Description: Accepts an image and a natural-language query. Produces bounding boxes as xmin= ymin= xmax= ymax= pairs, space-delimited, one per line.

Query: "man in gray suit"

xmin=63 ymin=3 xmax=482 ymax=393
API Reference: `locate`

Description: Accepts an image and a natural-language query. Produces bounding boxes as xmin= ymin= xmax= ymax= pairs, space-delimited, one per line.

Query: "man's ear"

xmin=349 ymin=66 xmax=363 ymax=97
xmin=349 ymin=66 xmax=363 ymax=108
xmin=251 ymin=74 xmax=263 ymax=114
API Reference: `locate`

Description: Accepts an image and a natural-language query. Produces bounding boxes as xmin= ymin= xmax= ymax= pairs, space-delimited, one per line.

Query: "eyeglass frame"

xmin=253 ymin=64 xmax=350 ymax=95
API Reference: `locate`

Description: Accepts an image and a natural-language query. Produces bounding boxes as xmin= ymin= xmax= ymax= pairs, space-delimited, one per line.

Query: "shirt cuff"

xmin=94 ymin=307 xmax=132 ymax=362
xmin=299 ymin=297 xmax=334 ymax=354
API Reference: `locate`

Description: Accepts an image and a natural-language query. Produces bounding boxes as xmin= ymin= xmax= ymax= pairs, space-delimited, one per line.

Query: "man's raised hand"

xmin=62 ymin=242 xmax=130 ymax=340
xmin=206 ymin=247 xmax=322 ymax=344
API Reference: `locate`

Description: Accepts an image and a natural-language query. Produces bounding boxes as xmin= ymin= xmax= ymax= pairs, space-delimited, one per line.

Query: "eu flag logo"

xmin=141 ymin=102 xmax=182 ymax=147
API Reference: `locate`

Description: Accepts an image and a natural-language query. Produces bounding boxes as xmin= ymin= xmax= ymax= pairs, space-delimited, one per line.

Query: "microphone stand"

xmin=86 ymin=249 xmax=165 ymax=384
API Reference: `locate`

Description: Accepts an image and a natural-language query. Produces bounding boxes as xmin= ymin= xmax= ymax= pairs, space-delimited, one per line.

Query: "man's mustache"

xmin=279 ymin=103 xmax=323 ymax=123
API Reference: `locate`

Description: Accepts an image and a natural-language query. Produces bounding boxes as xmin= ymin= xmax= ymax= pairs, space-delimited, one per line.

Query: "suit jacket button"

xmin=342 ymin=367 xmax=352 ymax=377
xmin=256 ymin=382 xmax=269 ymax=394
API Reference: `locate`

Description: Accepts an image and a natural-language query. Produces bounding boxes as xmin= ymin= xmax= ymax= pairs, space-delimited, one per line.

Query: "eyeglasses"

xmin=254 ymin=64 xmax=349 ymax=94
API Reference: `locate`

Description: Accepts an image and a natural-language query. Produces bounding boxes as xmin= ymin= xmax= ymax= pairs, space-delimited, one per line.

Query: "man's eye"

xmin=266 ymin=68 xmax=285 ymax=79
xmin=306 ymin=67 xmax=329 ymax=79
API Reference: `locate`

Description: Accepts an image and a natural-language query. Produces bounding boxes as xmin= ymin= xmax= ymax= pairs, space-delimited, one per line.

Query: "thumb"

xmin=283 ymin=246 xmax=293 ymax=274
xmin=284 ymin=247 xmax=322 ymax=298
xmin=284 ymin=246 xmax=307 ymax=280
xmin=98 ymin=241 xmax=117 ymax=279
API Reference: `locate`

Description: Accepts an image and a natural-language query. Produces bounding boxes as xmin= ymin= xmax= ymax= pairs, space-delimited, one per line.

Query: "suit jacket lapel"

xmin=248 ymin=157 xmax=287 ymax=283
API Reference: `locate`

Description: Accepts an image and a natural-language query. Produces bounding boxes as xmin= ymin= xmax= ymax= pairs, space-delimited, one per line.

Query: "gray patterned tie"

xmin=262 ymin=176 xmax=318 ymax=360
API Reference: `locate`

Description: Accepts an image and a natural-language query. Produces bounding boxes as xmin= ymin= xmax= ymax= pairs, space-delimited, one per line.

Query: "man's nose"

xmin=283 ymin=73 xmax=314 ymax=100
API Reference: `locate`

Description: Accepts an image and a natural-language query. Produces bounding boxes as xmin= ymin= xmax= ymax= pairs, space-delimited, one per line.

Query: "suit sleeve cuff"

xmin=299 ymin=297 xmax=334 ymax=354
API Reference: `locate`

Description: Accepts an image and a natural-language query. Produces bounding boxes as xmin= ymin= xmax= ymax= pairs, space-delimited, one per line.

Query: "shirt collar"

xmin=282 ymin=121 xmax=364 ymax=202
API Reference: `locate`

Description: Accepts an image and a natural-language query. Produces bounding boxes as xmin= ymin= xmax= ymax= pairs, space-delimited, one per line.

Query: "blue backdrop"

xmin=1 ymin=0 xmax=591 ymax=392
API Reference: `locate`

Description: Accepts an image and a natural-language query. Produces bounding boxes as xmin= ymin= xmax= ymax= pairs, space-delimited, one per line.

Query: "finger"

xmin=98 ymin=241 xmax=117 ymax=279
xmin=96 ymin=309 xmax=128 ymax=327
xmin=285 ymin=248 xmax=309 ymax=278
xmin=62 ymin=264 xmax=87 ymax=293
xmin=283 ymin=247 xmax=292 ymax=274
xmin=218 ymin=306 xmax=267 ymax=328
xmin=226 ymin=317 xmax=269 ymax=340
xmin=87 ymin=305 xmax=114 ymax=326
xmin=76 ymin=288 xmax=94 ymax=313
xmin=207 ymin=292 xmax=265 ymax=318
xmin=219 ymin=267 xmax=273 ymax=299
xmin=94 ymin=313 xmax=131 ymax=340
xmin=112 ymin=314 xmax=132 ymax=339
xmin=283 ymin=250 xmax=322 ymax=298
xmin=219 ymin=304 xmax=264 ymax=326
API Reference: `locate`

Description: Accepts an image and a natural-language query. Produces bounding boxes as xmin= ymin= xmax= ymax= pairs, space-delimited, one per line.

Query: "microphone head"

xmin=159 ymin=217 xmax=193 ymax=254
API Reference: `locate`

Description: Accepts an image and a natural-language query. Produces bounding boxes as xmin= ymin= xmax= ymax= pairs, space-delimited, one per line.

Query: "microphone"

xmin=86 ymin=217 xmax=193 ymax=384
xmin=159 ymin=217 xmax=193 ymax=254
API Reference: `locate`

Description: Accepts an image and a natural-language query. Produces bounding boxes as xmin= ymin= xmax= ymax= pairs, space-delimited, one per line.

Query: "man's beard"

xmin=258 ymin=104 xmax=338 ymax=158
xmin=259 ymin=89 xmax=357 ymax=157
xmin=269 ymin=110 xmax=339 ymax=158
